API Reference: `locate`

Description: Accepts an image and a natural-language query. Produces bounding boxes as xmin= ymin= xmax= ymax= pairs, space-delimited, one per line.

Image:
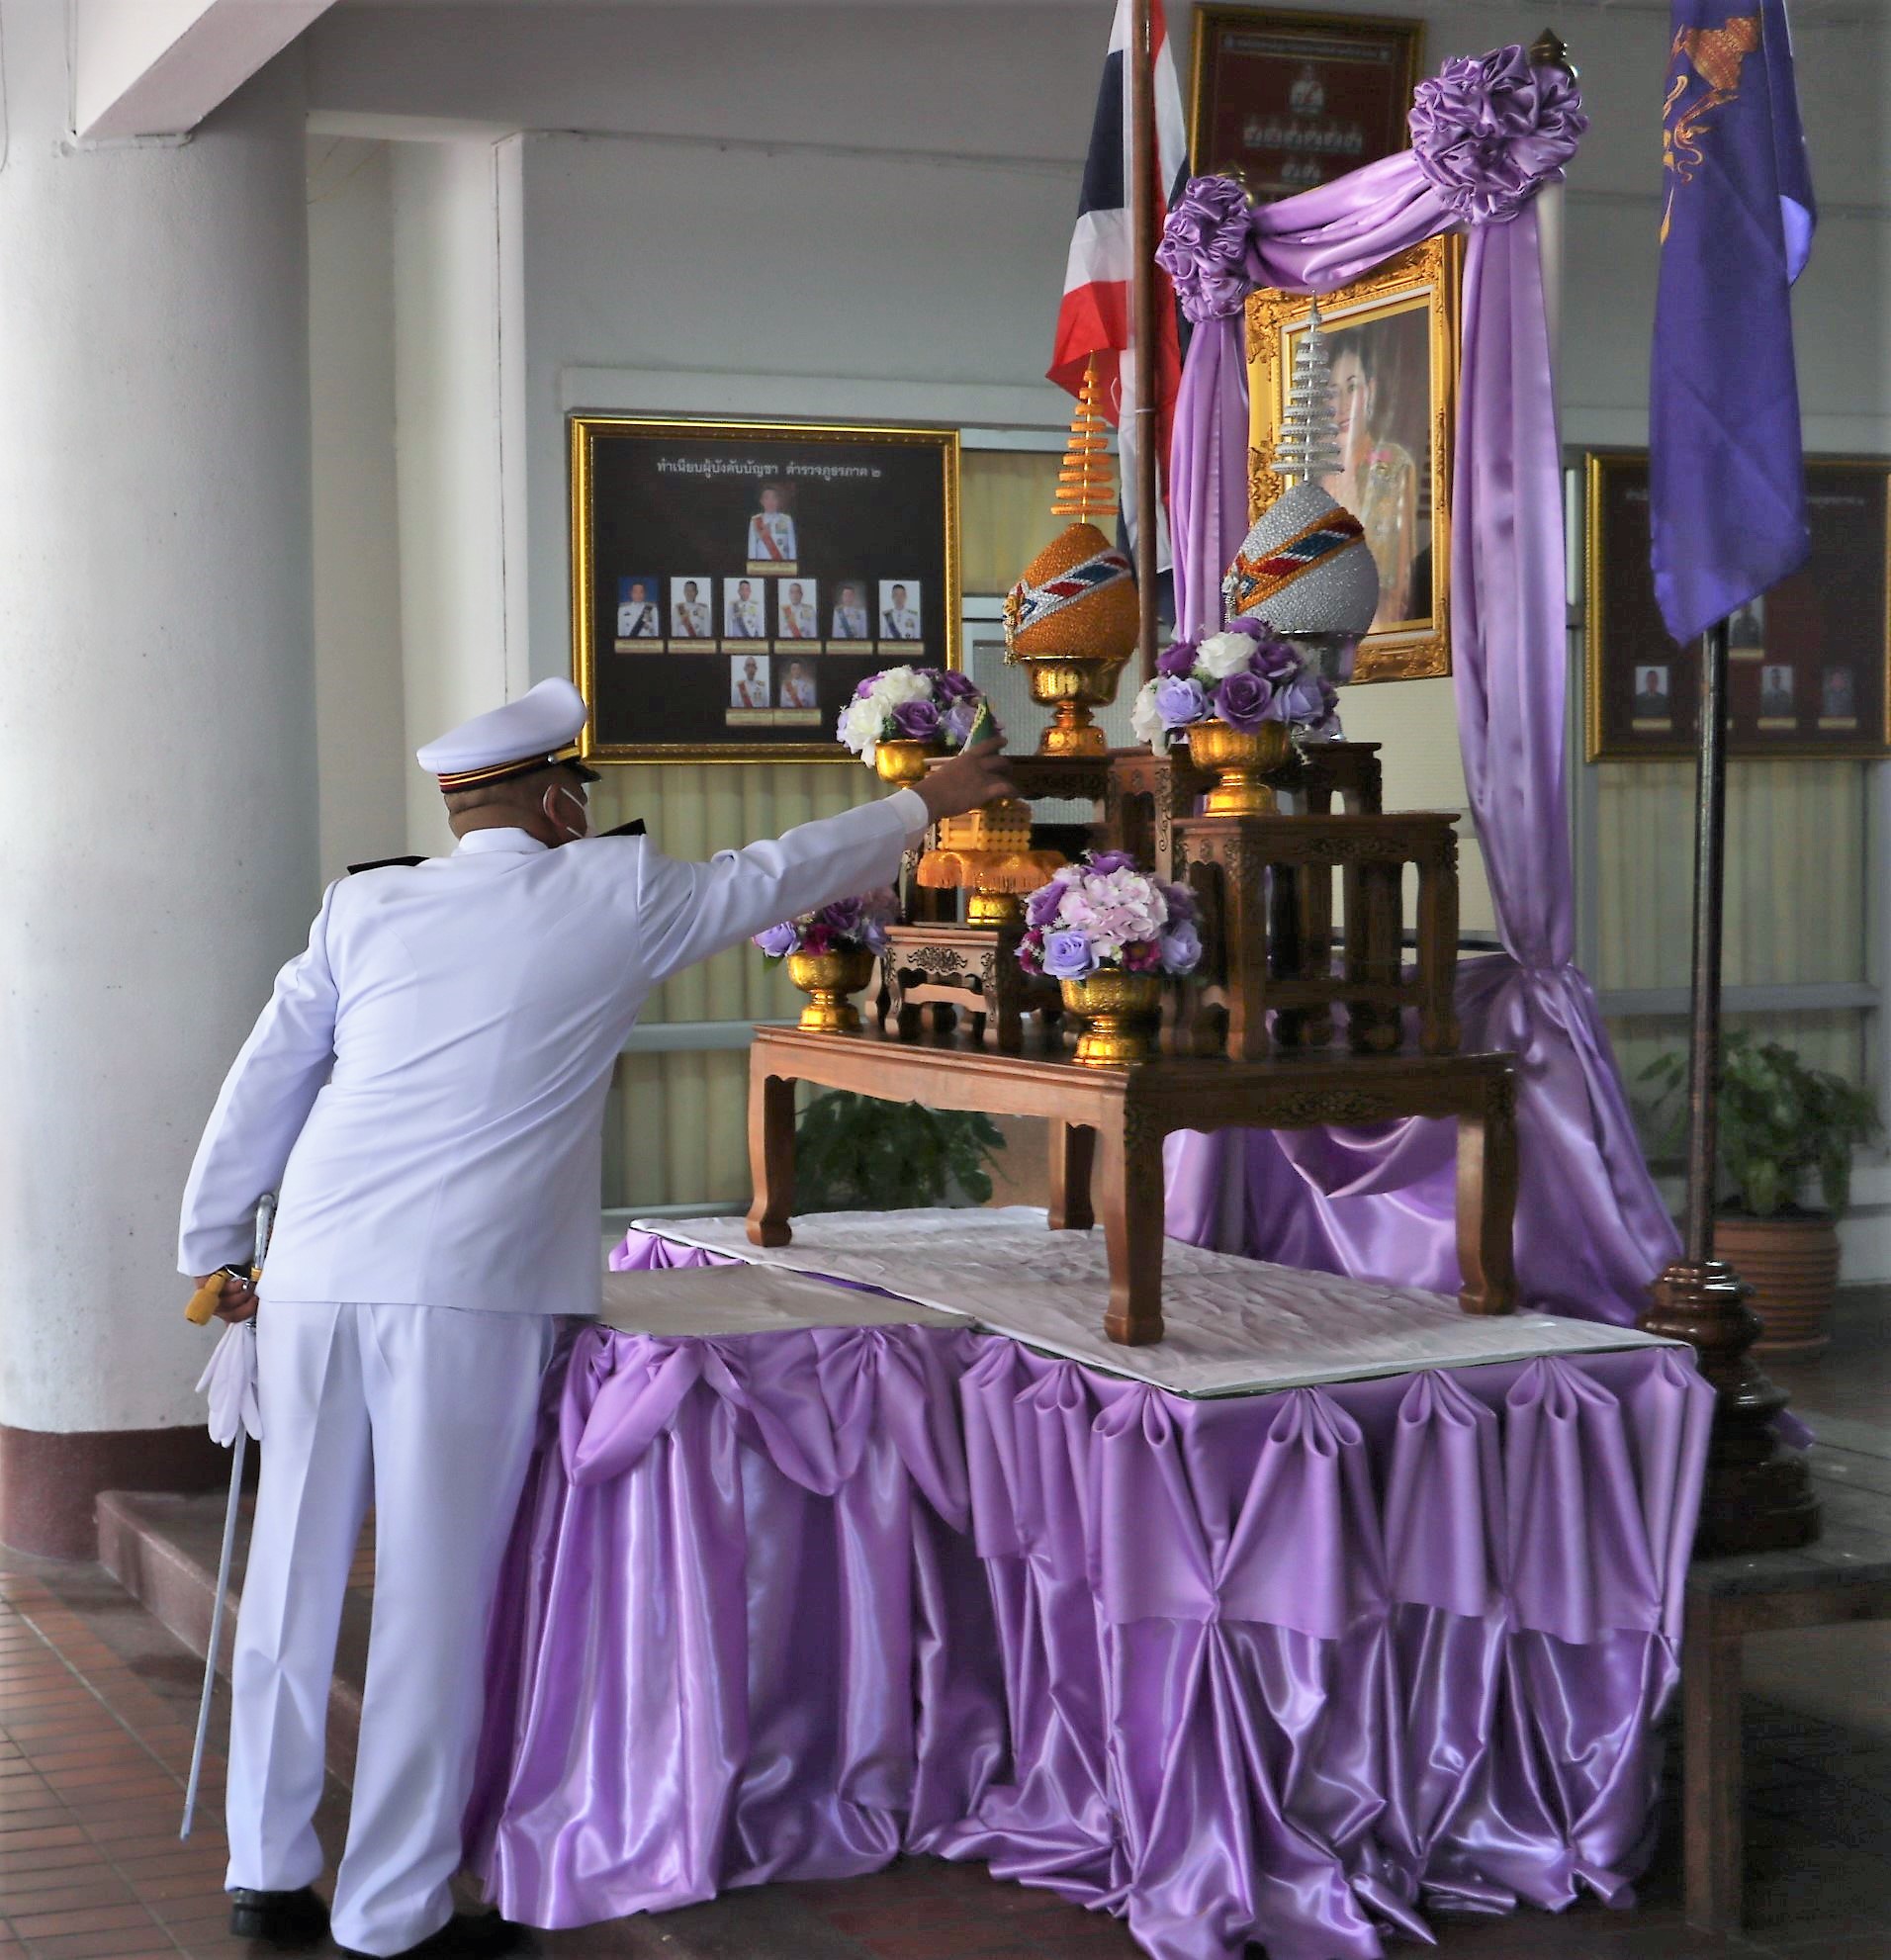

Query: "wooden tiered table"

xmin=746 ymin=1025 xmax=1519 ymax=1345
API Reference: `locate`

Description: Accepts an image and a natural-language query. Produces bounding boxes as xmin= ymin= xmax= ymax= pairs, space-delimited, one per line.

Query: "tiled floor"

xmin=1 ymin=1295 xmax=1886 ymax=1960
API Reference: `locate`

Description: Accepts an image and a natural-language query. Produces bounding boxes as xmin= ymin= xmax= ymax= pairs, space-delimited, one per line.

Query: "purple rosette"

xmin=1025 ymin=878 xmax=1067 ymax=929
xmin=1159 ymin=920 xmax=1203 ymax=975
xmin=941 ymin=698 xmax=978 ymax=746
xmin=1275 ymin=668 xmax=1330 ymax=724
xmin=817 ymin=897 xmax=863 ymax=935
xmin=752 ymin=921 xmax=799 ymax=959
xmin=1156 ymin=637 xmax=1201 ymax=678
xmin=1214 ymin=669 xmax=1274 ymax=732
xmin=1155 ymin=175 xmax=1255 ymax=323
xmin=1087 ymin=849 xmax=1136 ymax=875
xmin=1155 ymin=674 xmax=1211 ymax=730
xmin=1160 ymin=879 xmax=1197 ymax=925
xmin=1409 ymin=44 xmax=1587 ymax=226
xmin=1250 ymin=632 xmax=1303 ymax=684
xmin=935 ymin=669 xmax=978 ymax=703
xmin=853 ymin=675 xmax=879 ymax=700
xmin=1041 ymin=930 xmax=1100 ymax=982
xmin=891 ymin=697 xmax=941 ymax=742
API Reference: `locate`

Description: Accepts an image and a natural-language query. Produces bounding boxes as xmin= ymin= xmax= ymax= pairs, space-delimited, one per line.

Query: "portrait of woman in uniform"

xmin=1247 ymin=234 xmax=1458 ymax=681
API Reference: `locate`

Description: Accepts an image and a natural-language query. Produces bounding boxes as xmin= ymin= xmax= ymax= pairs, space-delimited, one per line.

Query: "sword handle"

xmin=184 ymin=1274 xmax=228 ymax=1327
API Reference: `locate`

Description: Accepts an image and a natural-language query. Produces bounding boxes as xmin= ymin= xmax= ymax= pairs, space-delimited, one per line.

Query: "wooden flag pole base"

xmin=1638 ymin=616 xmax=1819 ymax=1557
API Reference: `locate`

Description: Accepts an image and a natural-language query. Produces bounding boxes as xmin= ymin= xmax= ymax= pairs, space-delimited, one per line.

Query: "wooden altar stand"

xmin=745 ymin=1024 xmax=1519 ymax=1345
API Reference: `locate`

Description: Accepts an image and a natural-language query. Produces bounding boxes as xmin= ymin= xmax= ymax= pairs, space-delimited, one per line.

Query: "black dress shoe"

xmin=228 ymin=1887 xmax=330 ymax=1947
xmin=339 ymin=1912 xmax=534 ymax=1960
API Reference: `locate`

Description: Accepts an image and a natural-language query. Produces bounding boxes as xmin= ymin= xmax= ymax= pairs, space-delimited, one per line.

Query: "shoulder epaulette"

xmin=600 ymin=820 xmax=646 ymax=838
xmin=347 ymin=855 xmax=428 ymax=874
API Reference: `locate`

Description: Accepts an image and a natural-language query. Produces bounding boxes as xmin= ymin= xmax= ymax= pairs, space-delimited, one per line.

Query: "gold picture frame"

xmin=1189 ymin=7 xmax=1424 ymax=198
xmin=1583 ymin=448 xmax=1891 ymax=761
xmin=571 ymin=414 xmax=961 ymax=765
xmin=1245 ymin=233 xmax=1461 ymax=682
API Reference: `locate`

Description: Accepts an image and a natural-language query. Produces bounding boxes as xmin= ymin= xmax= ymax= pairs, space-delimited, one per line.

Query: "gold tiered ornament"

xmin=1003 ymin=357 xmax=1139 ymax=757
xmin=916 ymin=798 xmax=1064 ymax=930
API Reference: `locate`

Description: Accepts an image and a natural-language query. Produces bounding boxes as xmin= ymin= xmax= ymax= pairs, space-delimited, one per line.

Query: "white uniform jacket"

xmin=178 ymin=792 xmax=926 ymax=1315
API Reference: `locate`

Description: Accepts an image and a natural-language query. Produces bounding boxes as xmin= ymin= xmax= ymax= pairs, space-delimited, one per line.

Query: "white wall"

xmin=308 ymin=137 xmax=409 ymax=880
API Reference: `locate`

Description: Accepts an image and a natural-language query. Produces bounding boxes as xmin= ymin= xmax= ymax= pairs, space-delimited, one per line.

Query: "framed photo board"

xmin=1189 ymin=8 xmax=1422 ymax=201
xmin=1245 ymin=234 xmax=1460 ymax=682
xmin=571 ymin=416 xmax=960 ymax=764
xmin=1584 ymin=450 xmax=1891 ymax=760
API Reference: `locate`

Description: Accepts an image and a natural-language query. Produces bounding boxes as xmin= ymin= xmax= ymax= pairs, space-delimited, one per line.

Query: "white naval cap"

xmin=415 ymin=678 xmax=600 ymax=792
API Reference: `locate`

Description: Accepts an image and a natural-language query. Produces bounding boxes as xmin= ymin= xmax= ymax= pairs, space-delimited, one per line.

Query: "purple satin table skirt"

xmin=465 ymin=1231 xmax=1712 ymax=1960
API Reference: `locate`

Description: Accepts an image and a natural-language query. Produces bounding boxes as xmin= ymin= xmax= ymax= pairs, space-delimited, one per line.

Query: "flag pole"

xmin=1642 ymin=617 xmax=1819 ymax=1555
xmin=1129 ymin=0 xmax=1160 ymax=683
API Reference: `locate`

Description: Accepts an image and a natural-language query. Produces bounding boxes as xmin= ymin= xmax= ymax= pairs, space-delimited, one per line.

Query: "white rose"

xmin=874 ymin=665 xmax=929 ymax=707
xmin=1129 ymin=679 xmax=1167 ymax=752
xmin=839 ymin=697 xmax=883 ymax=755
xmin=1196 ymin=631 xmax=1255 ymax=680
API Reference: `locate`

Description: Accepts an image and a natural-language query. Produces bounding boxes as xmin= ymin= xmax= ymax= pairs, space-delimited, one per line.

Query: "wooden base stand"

xmin=1643 ymin=1259 xmax=1820 ymax=1556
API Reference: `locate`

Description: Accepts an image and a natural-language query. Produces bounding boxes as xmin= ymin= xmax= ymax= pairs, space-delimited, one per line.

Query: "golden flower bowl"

xmin=1059 ymin=969 xmax=1164 ymax=1066
xmin=1185 ymin=719 xmax=1294 ymax=817
xmin=1019 ymin=652 xmax=1131 ymax=757
xmin=872 ymin=740 xmax=945 ymax=786
xmin=784 ymin=946 xmax=877 ymax=1034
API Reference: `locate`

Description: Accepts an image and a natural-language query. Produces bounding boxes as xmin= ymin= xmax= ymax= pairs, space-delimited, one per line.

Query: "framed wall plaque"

xmin=1189 ymin=7 xmax=1422 ymax=201
xmin=1584 ymin=450 xmax=1891 ymax=760
xmin=571 ymin=415 xmax=960 ymax=764
xmin=1246 ymin=234 xmax=1460 ymax=682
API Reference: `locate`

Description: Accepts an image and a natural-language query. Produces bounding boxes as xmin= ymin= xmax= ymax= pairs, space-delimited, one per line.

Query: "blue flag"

xmin=1649 ymin=0 xmax=1817 ymax=645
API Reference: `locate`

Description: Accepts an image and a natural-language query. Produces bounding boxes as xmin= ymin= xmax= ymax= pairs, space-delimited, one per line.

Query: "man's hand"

xmin=914 ymin=739 xmax=1018 ymax=825
xmin=195 ymin=1272 xmax=258 ymax=1324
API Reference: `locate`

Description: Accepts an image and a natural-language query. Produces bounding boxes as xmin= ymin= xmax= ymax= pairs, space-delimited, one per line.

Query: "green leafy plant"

xmin=793 ymin=1092 xmax=1007 ymax=1213
xmin=1639 ymin=1034 xmax=1881 ymax=1218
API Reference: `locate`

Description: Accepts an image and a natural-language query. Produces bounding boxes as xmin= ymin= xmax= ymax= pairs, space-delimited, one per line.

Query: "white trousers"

xmin=225 ymin=1301 xmax=554 ymax=1957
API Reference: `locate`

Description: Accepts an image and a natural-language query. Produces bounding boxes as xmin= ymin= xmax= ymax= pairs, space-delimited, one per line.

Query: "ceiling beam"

xmin=74 ymin=0 xmax=339 ymax=140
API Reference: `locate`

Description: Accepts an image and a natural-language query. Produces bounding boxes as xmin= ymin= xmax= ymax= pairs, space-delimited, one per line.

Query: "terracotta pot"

xmin=1714 ymin=1210 xmax=1842 ymax=1359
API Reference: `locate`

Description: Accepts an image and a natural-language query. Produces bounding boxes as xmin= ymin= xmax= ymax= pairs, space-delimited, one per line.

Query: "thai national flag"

xmin=1048 ymin=0 xmax=1190 ymax=566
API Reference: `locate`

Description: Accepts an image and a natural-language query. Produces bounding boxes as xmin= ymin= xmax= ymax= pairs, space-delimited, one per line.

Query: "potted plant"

xmin=1640 ymin=1034 xmax=1881 ymax=1356
xmin=793 ymin=1093 xmax=1006 ymax=1212
xmin=1015 ymin=850 xmax=1203 ymax=1066
xmin=1127 ymin=619 xmax=1340 ymax=816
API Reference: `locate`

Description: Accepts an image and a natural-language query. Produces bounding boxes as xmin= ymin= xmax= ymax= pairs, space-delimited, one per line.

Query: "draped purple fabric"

xmin=1159 ymin=51 xmax=1679 ymax=1324
xmin=467 ymin=1232 xmax=1712 ymax=1959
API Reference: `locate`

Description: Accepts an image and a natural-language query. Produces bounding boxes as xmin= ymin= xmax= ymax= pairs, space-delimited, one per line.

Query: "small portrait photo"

xmin=879 ymin=579 xmax=922 ymax=642
xmin=730 ymin=652 xmax=771 ymax=709
xmin=670 ymin=576 xmax=714 ymax=642
xmin=746 ymin=480 xmax=798 ymax=569
xmin=615 ymin=576 xmax=662 ymax=643
xmin=776 ymin=579 xmax=819 ymax=641
xmin=777 ymin=658 xmax=818 ymax=709
xmin=723 ymin=577 xmax=766 ymax=641
xmin=1633 ymin=665 xmax=1670 ymax=712
xmin=1821 ymin=666 xmax=1856 ymax=722
xmin=1759 ymin=663 xmax=1796 ymax=719
xmin=830 ymin=578 xmax=871 ymax=641
xmin=1728 ymin=596 xmax=1765 ymax=658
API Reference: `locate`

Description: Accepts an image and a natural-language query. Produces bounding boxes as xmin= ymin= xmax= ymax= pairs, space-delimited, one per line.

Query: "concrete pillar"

xmin=0 ymin=0 xmax=318 ymax=1554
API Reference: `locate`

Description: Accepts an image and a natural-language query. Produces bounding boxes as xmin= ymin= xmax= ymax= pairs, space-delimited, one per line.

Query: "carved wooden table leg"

xmin=1682 ymin=1594 xmax=1744 ymax=1936
xmin=1095 ymin=1114 xmax=1165 ymax=1344
xmin=745 ymin=1062 xmax=797 ymax=1247
xmin=1048 ymin=1121 xmax=1096 ymax=1231
xmin=1454 ymin=1076 xmax=1519 ymax=1314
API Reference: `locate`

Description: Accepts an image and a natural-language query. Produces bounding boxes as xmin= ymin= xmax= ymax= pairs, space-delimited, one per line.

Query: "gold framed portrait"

xmin=571 ymin=414 xmax=960 ymax=765
xmin=1245 ymin=233 xmax=1461 ymax=681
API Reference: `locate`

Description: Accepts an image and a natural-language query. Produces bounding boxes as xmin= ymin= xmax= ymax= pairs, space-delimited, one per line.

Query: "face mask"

xmin=544 ymin=784 xmax=587 ymax=845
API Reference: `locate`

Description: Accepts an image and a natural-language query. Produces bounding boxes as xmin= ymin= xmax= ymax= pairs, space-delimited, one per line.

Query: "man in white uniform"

xmin=179 ymin=677 xmax=1009 ymax=1960
xmin=831 ymin=583 xmax=868 ymax=640
xmin=778 ymin=581 xmax=816 ymax=640
xmin=881 ymin=583 xmax=920 ymax=639
xmin=745 ymin=483 xmax=796 ymax=564
xmin=615 ymin=581 xmax=659 ymax=639
xmin=672 ymin=579 xmax=711 ymax=638
xmin=726 ymin=579 xmax=764 ymax=639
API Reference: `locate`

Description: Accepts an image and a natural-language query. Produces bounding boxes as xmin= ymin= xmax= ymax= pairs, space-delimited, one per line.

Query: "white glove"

xmin=196 ymin=1321 xmax=262 ymax=1446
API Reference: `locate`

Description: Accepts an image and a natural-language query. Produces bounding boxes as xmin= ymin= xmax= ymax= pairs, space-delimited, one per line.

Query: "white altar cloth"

xmin=629 ymin=1206 xmax=1681 ymax=1397
xmin=599 ymin=1263 xmax=962 ymax=1336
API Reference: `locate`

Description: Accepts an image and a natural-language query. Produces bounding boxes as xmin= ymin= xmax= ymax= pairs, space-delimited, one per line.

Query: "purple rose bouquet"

xmin=836 ymin=664 xmax=992 ymax=767
xmin=1016 ymin=852 xmax=1202 ymax=983
xmin=1128 ymin=620 xmax=1338 ymax=754
xmin=752 ymin=888 xmax=897 ymax=963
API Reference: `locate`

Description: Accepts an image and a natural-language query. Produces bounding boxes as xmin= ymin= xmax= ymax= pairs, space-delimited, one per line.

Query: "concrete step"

xmin=97 ymin=1486 xmax=370 ymax=1788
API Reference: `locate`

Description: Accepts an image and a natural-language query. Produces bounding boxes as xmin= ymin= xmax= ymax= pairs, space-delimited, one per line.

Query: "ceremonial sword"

xmin=180 ymin=1193 xmax=275 ymax=1841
